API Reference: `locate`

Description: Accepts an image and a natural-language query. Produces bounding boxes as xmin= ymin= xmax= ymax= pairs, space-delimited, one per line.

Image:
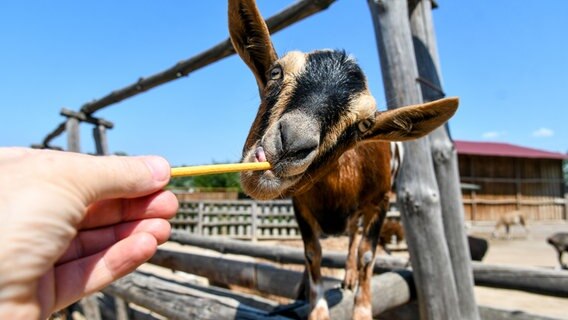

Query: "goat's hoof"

xmin=342 ymin=269 xmax=358 ymax=290
xmin=308 ymin=305 xmax=330 ymax=320
xmin=353 ymin=304 xmax=373 ymax=320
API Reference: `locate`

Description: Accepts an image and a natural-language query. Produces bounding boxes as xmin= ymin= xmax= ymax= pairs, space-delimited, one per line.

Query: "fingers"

xmin=58 ymin=218 xmax=171 ymax=265
xmin=80 ymin=190 xmax=178 ymax=229
xmin=53 ymin=232 xmax=158 ymax=312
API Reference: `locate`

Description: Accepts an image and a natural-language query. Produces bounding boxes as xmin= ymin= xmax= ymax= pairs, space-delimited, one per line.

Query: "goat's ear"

xmin=362 ymin=97 xmax=459 ymax=141
xmin=229 ymin=0 xmax=278 ymax=92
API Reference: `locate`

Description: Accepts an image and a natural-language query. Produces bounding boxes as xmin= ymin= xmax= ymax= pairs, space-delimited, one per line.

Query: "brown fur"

xmin=379 ymin=219 xmax=405 ymax=254
xmin=228 ymin=1 xmax=457 ymax=319
xmin=492 ymin=211 xmax=529 ymax=239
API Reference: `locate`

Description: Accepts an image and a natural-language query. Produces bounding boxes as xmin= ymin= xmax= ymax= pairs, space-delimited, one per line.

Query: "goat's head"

xmin=229 ymin=0 xmax=458 ymax=200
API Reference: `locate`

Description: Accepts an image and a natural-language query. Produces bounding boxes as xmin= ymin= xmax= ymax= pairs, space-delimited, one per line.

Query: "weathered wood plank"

xmin=93 ymin=125 xmax=109 ymax=155
xmin=65 ymin=118 xmax=80 ymax=152
xmin=167 ymin=233 xmax=568 ymax=297
xmin=148 ymin=249 xmax=415 ymax=317
xmin=408 ymin=1 xmax=479 ymax=319
xmin=478 ymin=305 xmax=564 ymax=320
xmin=168 ymin=231 xmax=409 ymax=272
xmin=471 ymin=262 xmax=568 ymax=298
xmin=103 ymin=271 xmax=291 ymax=320
xmin=367 ymin=0 xmax=461 ymax=318
xmin=378 ymin=302 xmax=563 ymax=320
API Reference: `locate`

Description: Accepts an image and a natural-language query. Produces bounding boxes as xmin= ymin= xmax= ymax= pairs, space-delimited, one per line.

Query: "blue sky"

xmin=1 ymin=1 xmax=566 ymax=166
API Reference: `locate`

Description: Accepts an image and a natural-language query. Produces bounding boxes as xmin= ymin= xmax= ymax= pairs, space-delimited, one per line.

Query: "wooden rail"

xmin=168 ymin=231 xmax=568 ymax=298
xmin=148 ymin=249 xmax=415 ymax=318
xmin=103 ymin=271 xmax=291 ymax=320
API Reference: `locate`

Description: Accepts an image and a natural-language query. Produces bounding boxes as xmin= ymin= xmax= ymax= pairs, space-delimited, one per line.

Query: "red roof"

xmin=454 ymin=140 xmax=567 ymax=160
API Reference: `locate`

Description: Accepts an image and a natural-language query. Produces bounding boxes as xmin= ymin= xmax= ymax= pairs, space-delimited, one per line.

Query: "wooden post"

xmin=471 ymin=189 xmax=478 ymax=221
xmin=515 ymin=158 xmax=522 ymax=211
xmin=367 ymin=1 xmax=461 ymax=319
xmin=408 ymin=1 xmax=480 ymax=319
xmin=65 ymin=117 xmax=80 ymax=152
xmin=93 ymin=124 xmax=109 ymax=155
xmin=564 ymin=193 xmax=568 ymax=221
xmin=79 ymin=295 xmax=102 ymax=320
xmin=251 ymin=202 xmax=258 ymax=242
xmin=197 ymin=201 xmax=204 ymax=235
xmin=113 ymin=297 xmax=130 ymax=320
xmin=61 ymin=108 xmax=113 ymax=155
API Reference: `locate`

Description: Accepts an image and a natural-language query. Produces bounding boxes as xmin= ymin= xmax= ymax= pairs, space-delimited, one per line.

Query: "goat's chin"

xmin=240 ymin=170 xmax=301 ymax=200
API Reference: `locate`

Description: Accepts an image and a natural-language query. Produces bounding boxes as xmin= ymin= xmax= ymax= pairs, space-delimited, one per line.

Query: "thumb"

xmin=62 ymin=154 xmax=171 ymax=204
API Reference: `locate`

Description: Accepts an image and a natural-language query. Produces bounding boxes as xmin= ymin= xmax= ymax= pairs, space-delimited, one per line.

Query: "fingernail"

xmin=144 ymin=156 xmax=170 ymax=181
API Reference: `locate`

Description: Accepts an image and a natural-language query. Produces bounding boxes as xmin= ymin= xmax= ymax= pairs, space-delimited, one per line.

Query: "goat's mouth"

xmin=240 ymin=145 xmax=314 ymax=200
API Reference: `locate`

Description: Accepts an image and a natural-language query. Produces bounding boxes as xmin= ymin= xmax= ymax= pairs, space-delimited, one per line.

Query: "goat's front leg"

xmin=353 ymin=200 xmax=387 ymax=320
xmin=343 ymin=217 xmax=362 ymax=290
xmin=294 ymin=205 xmax=329 ymax=320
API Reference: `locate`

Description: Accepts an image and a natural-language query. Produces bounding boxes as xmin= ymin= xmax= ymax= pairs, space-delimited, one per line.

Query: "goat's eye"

xmin=270 ymin=67 xmax=283 ymax=80
xmin=358 ymin=118 xmax=373 ymax=133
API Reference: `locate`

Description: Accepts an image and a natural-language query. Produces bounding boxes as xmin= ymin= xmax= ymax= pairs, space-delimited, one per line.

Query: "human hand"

xmin=0 ymin=148 xmax=179 ymax=319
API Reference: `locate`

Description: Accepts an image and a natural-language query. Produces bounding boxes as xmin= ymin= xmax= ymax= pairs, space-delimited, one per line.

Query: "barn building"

xmin=455 ymin=140 xmax=567 ymax=222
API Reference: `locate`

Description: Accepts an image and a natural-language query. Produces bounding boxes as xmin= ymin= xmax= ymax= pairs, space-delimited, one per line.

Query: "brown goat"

xmin=491 ymin=211 xmax=529 ymax=239
xmin=228 ymin=1 xmax=458 ymax=319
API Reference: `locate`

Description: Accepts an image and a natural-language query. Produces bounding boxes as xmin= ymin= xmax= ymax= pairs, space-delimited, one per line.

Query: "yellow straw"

xmin=171 ymin=162 xmax=271 ymax=178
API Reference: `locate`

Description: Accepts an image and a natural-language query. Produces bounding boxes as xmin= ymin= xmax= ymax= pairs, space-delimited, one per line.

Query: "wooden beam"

xmin=103 ymin=271 xmax=292 ymax=320
xmin=169 ymin=231 xmax=409 ymax=272
xmin=471 ymin=262 xmax=568 ymax=298
xmin=149 ymin=249 xmax=337 ymax=299
xmin=148 ymin=249 xmax=415 ymax=317
xmin=167 ymin=232 xmax=568 ymax=297
xmin=93 ymin=125 xmax=109 ymax=155
xmin=462 ymin=198 xmax=566 ymax=206
xmin=65 ymin=117 xmax=80 ymax=152
xmin=60 ymin=108 xmax=114 ymax=128
xmin=408 ymin=1 xmax=479 ymax=319
xmin=367 ymin=1 xmax=461 ymax=319
xmin=379 ymin=302 xmax=561 ymax=320
xmin=39 ymin=0 xmax=338 ymax=146
xmin=461 ymin=177 xmax=566 ymax=184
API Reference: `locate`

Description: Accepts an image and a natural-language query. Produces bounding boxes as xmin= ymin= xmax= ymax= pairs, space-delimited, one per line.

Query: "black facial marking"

xmin=257 ymin=80 xmax=283 ymax=138
xmin=287 ymin=50 xmax=367 ymax=134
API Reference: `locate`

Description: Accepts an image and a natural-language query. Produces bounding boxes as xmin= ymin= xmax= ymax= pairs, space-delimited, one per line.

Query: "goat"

xmin=228 ymin=1 xmax=458 ymax=318
xmin=491 ymin=211 xmax=529 ymax=239
xmin=379 ymin=219 xmax=404 ymax=255
xmin=547 ymin=232 xmax=568 ymax=270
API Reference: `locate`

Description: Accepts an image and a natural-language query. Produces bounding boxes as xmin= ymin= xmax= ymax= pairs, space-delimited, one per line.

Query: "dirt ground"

xmin=467 ymin=221 xmax=568 ymax=319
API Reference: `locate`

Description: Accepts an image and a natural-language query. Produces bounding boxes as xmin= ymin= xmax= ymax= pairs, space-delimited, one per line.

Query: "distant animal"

xmin=546 ymin=232 xmax=568 ymax=270
xmin=492 ymin=211 xmax=529 ymax=239
xmin=379 ymin=219 xmax=405 ymax=255
xmin=228 ymin=0 xmax=457 ymax=318
xmin=467 ymin=235 xmax=489 ymax=261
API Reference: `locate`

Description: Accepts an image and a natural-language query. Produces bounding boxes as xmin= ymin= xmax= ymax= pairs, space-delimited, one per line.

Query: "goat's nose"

xmin=279 ymin=119 xmax=320 ymax=158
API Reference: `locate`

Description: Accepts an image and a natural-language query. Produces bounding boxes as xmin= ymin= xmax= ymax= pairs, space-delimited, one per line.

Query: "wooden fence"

xmin=460 ymin=156 xmax=567 ymax=221
xmin=170 ymin=200 xmax=300 ymax=240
